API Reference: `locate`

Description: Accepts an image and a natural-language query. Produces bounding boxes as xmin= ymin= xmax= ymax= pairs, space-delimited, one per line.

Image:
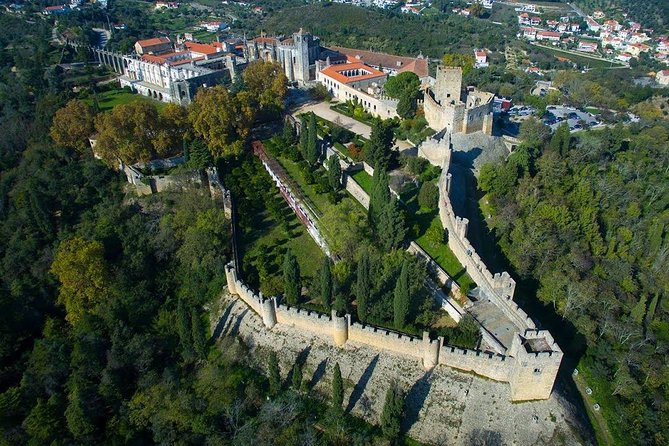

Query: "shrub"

xmin=418 ymin=181 xmax=439 ymax=210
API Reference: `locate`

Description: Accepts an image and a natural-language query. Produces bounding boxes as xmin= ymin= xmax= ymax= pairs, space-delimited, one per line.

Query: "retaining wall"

xmin=343 ymin=173 xmax=370 ymax=209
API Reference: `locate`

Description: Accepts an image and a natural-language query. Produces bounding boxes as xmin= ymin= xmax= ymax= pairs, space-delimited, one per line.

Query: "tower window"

xmin=534 ymin=368 xmax=542 ymax=374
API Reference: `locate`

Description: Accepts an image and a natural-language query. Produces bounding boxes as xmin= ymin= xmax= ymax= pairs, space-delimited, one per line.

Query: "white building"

xmin=317 ymin=62 xmax=399 ymax=119
xmin=474 ymin=50 xmax=488 ymax=68
xmin=656 ymin=70 xmax=669 ymax=86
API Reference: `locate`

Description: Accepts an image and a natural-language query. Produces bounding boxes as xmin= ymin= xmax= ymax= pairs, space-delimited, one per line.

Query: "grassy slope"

xmin=85 ymin=88 xmax=165 ymax=111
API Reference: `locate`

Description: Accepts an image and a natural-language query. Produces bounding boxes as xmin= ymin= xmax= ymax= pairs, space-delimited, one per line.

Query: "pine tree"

xmin=268 ymin=351 xmax=281 ymax=396
xmin=319 ymin=256 xmax=333 ymax=311
xmin=379 ymin=198 xmax=407 ymax=251
xmin=283 ymin=250 xmax=301 ymax=305
xmin=550 ymin=123 xmax=570 ymax=157
xmin=332 ymin=362 xmax=343 ymax=412
xmin=191 ymin=308 xmax=207 ymax=359
xmin=368 ymin=168 xmax=390 ymax=229
xmin=326 ymin=154 xmax=342 ymax=192
xmin=393 ymin=260 xmax=410 ymax=330
xmin=305 ymin=112 xmax=319 ymax=165
xmin=291 ymin=362 xmax=302 ymax=390
xmin=381 ymin=383 xmax=404 ymax=440
xmin=356 ymin=254 xmax=371 ymax=322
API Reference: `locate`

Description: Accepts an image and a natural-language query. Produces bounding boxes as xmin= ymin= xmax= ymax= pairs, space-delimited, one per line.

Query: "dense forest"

xmin=0 ymin=11 xmax=415 ymax=445
xmin=479 ymin=120 xmax=669 ymax=444
xmin=263 ymin=3 xmax=512 ymax=58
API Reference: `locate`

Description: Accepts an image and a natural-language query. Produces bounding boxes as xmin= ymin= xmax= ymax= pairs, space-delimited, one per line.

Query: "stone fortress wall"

xmin=225 ymin=260 xmax=562 ymax=401
xmin=437 ymin=155 xmax=537 ymax=334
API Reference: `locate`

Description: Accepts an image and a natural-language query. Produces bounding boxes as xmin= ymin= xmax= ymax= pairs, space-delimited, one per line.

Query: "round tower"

xmin=332 ymin=311 xmax=349 ymax=347
xmin=261 ymin=297 xmax=277 ymax=328
xmin=422 ymin=332 xmax=441 ymax=370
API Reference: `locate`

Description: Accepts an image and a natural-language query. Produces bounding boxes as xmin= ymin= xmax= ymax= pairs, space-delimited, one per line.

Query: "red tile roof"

xmin=320 ymin=62 xmax=386 ymax=85
xmin=136 ymin=37 xmax=171 ymax=48
xmin=184 ymin=41 xmax=220 ymax=56
xmin=328 ymin=46 xmax=429 ymax=78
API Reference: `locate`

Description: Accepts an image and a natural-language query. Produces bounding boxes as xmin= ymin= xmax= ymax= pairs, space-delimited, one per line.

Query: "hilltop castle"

xmin=423 ymin=66 xmax=494 ymax=135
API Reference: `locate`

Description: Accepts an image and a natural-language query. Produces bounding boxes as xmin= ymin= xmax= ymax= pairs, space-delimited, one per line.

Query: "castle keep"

xmin=423 ymin=66 xmax=494 ymax=135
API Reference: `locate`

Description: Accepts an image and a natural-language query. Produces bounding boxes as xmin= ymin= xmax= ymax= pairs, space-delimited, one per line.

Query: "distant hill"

xmin=262 ymin=3 xmax=512 ymax=59
xmin=574 ymin=0 xmax=668 ymax=32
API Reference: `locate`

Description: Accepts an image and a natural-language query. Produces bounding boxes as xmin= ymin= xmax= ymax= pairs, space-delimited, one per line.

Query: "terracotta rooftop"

xmin=251 ymin=36 xmax=278 ymax=45
xmin=184 ymin=41 xmax=221 ymax=56
xmin=328 ymin=46 xmax=429 ymax=78
xmin=136 ymin=37 xmax=171 ymax=48
xmin=320 ymin=62 xmax=386 ymax=85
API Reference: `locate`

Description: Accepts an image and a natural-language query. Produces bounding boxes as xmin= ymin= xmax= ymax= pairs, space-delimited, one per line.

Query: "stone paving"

xmin=214 ymin=292 xmax=591 ymax=446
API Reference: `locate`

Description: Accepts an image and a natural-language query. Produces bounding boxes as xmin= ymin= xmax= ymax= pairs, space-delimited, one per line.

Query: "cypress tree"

xmin=326 ymin=154 xmax=342 ymax=192
xmin=356 ymin=254 xmax=370 ymax=322
xmin=319 ymin=256 xmax=333 ymax=311
xmin=379 ymin=198 xmax=407 ymax=251
xmin=299 ymin=115 xmax=308 ymax=160
xmin=306 ymin=112 xmax=319 ymax=165
xmin=381 ymin=383 xmax=404 ymax=440
xmin=268 ymin=351 xmax=281 ymax=396
xmin=283 ymin=119 xmax=296 ymax=145
xmin=369 ymin=169 xmax=390 ymax=229
xmin=393 ymin=260 xmax=410 ymax=330
xmin=332 ymin=362 xmax=343 ymax=412
xmin=191 ymin=308 xmax=207 ymax=359
xmin=291 ymin=362 xmax=302 ymax=390
xmin=365 ymin=120 xmax=394 ymax=171
xmin=283 ymin=250 xmax=301 ymax=305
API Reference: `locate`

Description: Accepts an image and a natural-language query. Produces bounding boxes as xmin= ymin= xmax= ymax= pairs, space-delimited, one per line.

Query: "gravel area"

xmin=214 ymin=292 xmax=591 ymax=446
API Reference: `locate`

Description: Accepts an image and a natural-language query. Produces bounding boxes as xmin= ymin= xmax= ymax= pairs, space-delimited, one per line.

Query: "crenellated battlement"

xmin=225 ymin=262 xmax=561 ymax=401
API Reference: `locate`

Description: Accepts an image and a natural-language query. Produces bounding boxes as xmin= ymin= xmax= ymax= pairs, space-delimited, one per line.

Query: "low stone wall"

xmin=224 ymin=262 xmax=561 ymax=401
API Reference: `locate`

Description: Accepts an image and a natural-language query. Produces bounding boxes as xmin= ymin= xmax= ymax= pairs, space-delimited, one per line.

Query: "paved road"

xmin=292 ymin=101 xmax=414 ymax=151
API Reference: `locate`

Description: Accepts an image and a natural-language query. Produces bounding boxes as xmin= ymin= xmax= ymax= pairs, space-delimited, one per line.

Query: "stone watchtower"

xmin=433 ymin=66 xmax=463 ymax=104
xmin=508 ymin=329 xmax=563 ymax=401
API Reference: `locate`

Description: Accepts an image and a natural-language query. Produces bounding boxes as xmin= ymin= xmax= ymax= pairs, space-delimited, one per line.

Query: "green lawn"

xmin=350 ymin=169 xmax=373 ymax=195
xmin=530 ymin=44 xmax=626 ymax=69
xmin=84 ymin=88 xmax=164 ymax=111
xmin=241 ymin=203 xmax=322 ymax=282
xmin=415 ymin=217 xmax=476 ymax=292
xmin=401 ymin=182 xmax=476 ymax=292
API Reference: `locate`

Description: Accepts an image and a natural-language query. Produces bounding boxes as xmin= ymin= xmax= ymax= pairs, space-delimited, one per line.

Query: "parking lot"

xmin=544 ymin=105 xmax=600 ymax=132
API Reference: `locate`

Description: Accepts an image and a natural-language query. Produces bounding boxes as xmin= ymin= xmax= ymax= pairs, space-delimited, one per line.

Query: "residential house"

xmin=577 ymin=41 xmax=598 ymax=53
xmin=42 ymin=4 xmax=70 ymax=14
xmin=518 ymin=13 xmax=530 ymax=25
xmin=536 ymin=31 xmax=562 ymax=42
xmin=656 ymin=70 xmax=669 ymax=86
xmin=474 ymin=50 xmax=488 ymax=68
xmin=616 ymin=52 xmax=632 ymax=62
xmin=586 ymin=17 xmax=600 ymax=32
